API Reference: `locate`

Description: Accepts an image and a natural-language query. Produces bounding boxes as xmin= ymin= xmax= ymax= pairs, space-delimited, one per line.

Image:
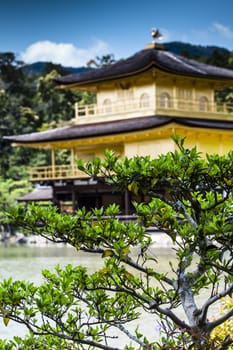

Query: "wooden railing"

xmin=74 ymin=98 xmax=233 ymax=122
xmin=75 ymin=100 xmax=151 ymax=117
xmin=29 ymin=165 xmax=89 ymax=181
xmin=74 ymin=99 xmax=154 ymax=122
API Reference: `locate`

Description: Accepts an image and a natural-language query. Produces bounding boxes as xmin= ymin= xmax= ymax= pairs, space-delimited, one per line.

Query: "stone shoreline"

xmin=1 ymin=231 xmax=176 ymax=248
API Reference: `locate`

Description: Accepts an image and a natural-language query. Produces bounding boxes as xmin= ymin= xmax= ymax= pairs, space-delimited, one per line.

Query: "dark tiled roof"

xmin=4 ymin=116 xmax=233 ymax=144
xmin=17 ymin=186 xmax=53 ymax=202
xmin=54 ymin=47 xmax=233 ymax=86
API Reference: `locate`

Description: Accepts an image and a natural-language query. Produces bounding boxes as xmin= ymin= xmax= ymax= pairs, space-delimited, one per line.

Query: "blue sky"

xmin=1 ymin=0 xmax=233 ymax=67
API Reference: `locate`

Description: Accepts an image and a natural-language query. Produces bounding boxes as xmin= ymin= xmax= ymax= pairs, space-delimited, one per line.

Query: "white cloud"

xmin=20 ymin=39 xmax=110 ymax=67
xmin=212 ymin=22 xmax=233 ymax=39
xmin=159 ymin=28 xmax=172 ymax=42
xmin=175 ymin=23 xmax=233 ymax=49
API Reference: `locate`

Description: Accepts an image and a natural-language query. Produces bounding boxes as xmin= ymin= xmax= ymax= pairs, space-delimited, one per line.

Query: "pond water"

xmin=0 ymin=243 xmax=221 ymax=348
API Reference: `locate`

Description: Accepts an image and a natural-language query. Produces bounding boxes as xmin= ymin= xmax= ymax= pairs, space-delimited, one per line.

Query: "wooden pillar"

xmin=71 ymin=148 xmax=75 ymax=176
xmin=52 ymin=188 xmax=61 ymax=212
xmin=173 ymin=81 xmax=177 ymax=109
xmin=124 ymin=189 xmax=130 ymax=215
xmin=71 ymin=187 xmax=76 ymax=213
xmin=51 ymin=149 xmax=56 ymax=178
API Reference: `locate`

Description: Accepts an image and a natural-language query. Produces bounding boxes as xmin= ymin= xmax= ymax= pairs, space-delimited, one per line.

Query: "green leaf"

xmin=121 ymin=247 xmax=130 ymax=256
xmin=102 ymin=249 xmax=114 ymax=258
xmin=128 ymin=181 xmax=139 ymax=195
xmin=3 ymin=317 xmax=10 ymax=327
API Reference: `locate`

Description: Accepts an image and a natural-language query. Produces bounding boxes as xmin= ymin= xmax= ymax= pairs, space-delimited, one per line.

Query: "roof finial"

xmin=144 ymin=28 xmax=163 ymax=50
xmin=151 ymin=28 xmax=163 ymax=43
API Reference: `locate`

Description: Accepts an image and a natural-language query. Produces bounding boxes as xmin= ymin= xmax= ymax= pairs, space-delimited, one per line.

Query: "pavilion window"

xmin=140 ymin=93 xmax=150 ymax=108
xmin=177 ymin=88 xmax=192 ymax=109
xmin=103 ymin=98 xmax=112 ymax=113
xmin=159 ymin=92 xmax=171 ymax=108
xmin=178 ymin=88 xmax=192 ymax=99
xmin=199 ymin=96 xmax=209 ymax=112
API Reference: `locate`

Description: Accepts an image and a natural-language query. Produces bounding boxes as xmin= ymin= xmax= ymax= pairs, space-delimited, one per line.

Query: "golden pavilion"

xmin=5 ymin=35 xmax=233 ymax=213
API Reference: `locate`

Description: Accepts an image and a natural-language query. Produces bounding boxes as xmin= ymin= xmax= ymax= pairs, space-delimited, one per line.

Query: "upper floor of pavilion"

xmin=54 ymin=40 xmax=233 ymax=125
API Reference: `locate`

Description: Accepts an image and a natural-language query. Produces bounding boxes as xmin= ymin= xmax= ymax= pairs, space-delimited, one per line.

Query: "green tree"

xmin=1 ymin=138 xmax=233 ymax=349
xmin=206 ymin=48 xmax=231 ymax=68
xmin=30 ymin=69 xmax=96 ymax=132
xmin=0 ymin=52 xmax=95 ymax=179
xmin=87 ymin=54 xmax=116 ymax=68
xmin=0 ymin=177 xmax=31 ymax=234
xmin=0 ymin=52 xmax=25 ymax=94
xmin=0 ymin=52 xmax=41 ymax=179
xmin=0 ymin=177 xmax=31 ymax=212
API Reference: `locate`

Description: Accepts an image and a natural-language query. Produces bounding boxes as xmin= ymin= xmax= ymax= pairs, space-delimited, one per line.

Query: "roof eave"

xmin=55 ymin=62 xmax=233 ymax=89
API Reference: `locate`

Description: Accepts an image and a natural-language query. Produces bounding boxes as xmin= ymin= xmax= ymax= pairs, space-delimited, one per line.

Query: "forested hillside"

xmin=164 ymin=41 xmax=232 ymax=67
xmin=21 ymin=42 xmax=233 ymax=76
xmin=0 ymin=42 xmax=233 ymax=196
